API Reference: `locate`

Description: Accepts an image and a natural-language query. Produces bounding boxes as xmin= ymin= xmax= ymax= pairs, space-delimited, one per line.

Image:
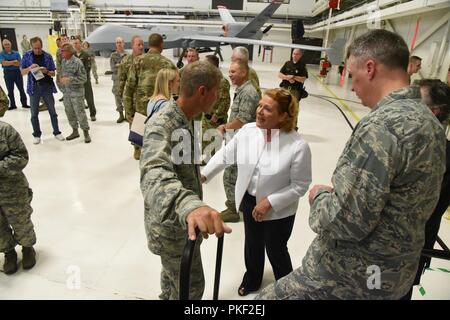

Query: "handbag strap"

xmin=144 ymin=99 xmax=167 ymax=124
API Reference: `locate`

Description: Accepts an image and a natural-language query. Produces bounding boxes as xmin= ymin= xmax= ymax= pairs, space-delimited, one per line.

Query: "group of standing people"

xmin=1 ymin=34 xmax=97 ymax=144
xmin=0 ymin=27 xmax=448 ymax=301
xmin=138 ymin=29 xmax=449 ymax=301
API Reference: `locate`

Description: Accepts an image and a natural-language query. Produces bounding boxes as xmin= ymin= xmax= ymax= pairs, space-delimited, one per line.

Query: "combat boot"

xmin=3 ymin=249 xmax=18 ymax=275
xmin=66 ymin=128 xmax=80 ymax=141
xmin=22 ymin=246 xmax=36 ymax=270
xmin=116 ymin=112 xmax=125 ymax=123
xmin=83 ymin=130 xmax=91 ymax=143
xmin=220 ymin=207 xmax=240 ymax=223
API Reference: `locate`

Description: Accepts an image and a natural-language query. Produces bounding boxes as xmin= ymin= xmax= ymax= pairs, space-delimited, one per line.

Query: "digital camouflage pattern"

xmin=117 ymin=54 xmax=134 ymax=101
xmin=0 ymin=121 xmax=36 ymax=252
xmin=140 ymin=101 xmax=205 ymax=299
xmin=224 ymin=79 xmax=260 ymax=211
xmin=257 ymin=86 xmax=446 ymax=300
xmin=123 ymin=50 xmax=177 ymax=118
xmin=61 ymin=56 xmax=89 ymax=130
xmin=110 ymin=51 xmax=127 ymax=80
xmin=110 ymin=51 xmax=128 ymax=113
xmin=229 ymin=80 xmax=260 ymax=123
xmin=0 ymin=85 xmax=8 ymax=117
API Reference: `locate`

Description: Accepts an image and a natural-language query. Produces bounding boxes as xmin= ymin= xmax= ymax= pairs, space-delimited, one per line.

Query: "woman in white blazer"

xmin=202 ymin=88 xmax=312 ymax=296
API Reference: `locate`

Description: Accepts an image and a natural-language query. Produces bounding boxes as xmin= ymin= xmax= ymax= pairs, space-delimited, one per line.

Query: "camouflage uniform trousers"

xmin=112 ymin=79 xmax=123 ymax=113
xmin=63 ymin=93 xmax=90 ymax=131
xmin=91 ymin=59 xmax=98 ymax=82
xmin=223 ymin=164 xmax=237 ymax=212
xmin=159 ymin=234 xmax=204 ymax=300
xmin=0 ymin=188 xmax=36 ymax=253
xmin=255 ymin=266 xmax=336 ymax=300
xmin=84 ymin=78 xmax=96 ymax=118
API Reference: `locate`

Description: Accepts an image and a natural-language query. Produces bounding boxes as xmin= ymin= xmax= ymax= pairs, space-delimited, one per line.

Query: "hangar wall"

xmin=309 ymin=9 xmax=450 ymax=82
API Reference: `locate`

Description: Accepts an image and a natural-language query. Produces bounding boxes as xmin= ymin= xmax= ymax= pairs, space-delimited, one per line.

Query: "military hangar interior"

xmin=0 ymin=0 xmax=449 ymax=300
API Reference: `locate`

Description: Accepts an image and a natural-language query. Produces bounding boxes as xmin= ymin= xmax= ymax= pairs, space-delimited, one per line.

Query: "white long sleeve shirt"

xmin=202 ymin=123 xmax=312 ymax=221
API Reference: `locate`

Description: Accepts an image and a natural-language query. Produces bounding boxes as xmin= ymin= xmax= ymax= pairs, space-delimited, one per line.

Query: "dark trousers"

xmin=4 ymin=70 xmax=27 ymax=108
xmin=240 ymin=192 xmax=295 ymax=291
xmin=84 ymin=77 xmax=96 ymax=117
xmin=29 ymin=83 xmax=61 ymax=137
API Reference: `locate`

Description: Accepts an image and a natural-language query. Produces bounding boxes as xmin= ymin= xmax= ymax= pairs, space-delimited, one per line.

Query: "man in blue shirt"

xmin=20 ymin=36 xmax=64 ymax=144
xmin=0 ymin=39 xmax=29 ymax=110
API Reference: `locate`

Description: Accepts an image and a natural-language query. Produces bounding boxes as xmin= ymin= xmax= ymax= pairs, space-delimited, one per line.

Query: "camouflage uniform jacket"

xmin=249 ymin=67 xmax=261 ymax=97
xmin=0 ymin=121 xmax=29 ymax=199
xmin=123 ymin=50 xmax=177 ymax=116
xmin=117 ymin=54 xmax=135 ymax=100
xmin=140 ymin=101 xmax=205 ymax=255
xmin=110 ymin=51 xmax=127 ymax=81
xmin=60 ymin=55 xmax=87 ymax=95
xmin=0 ymin=85 xmax=8 ymax=117
xmin=205 ymin=77 xmax=230 ymax=123
xmin=303 ymin=86 xmax=446 ymax=299
xmin=229 ymin=80 xmax=260 ymax=124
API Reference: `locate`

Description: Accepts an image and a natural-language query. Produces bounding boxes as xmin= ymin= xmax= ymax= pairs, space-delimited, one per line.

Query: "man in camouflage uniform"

xmin=202 ymin=55 xmax=230 ymax=161
xmin=60 ymin=43 xmax=91 ymax=143
xmin=231 ymin=46 xmax=261 ymax=97
xmin=123 ymin=33 xmax=177 ymax=160
xmin=217 ymin=61 xmax=260 ymax=223
xmin=110 ymin=37 xmax=127 ymax=123
xmin=73 ymin=37 xmax=96 ymax=122
xmin=180 ymin=48 xmax=201 ymax=121
xmin=56 ymin=35 xmax=69 ymax=102
xmin=118 ymin=36 xmax=144 ymax=160
xmin=82 ymin=41 xmax=98 ymax=84
xmin=0 ymin=119 xmax=37 ymax=275
xmin=140 ymin=61 xmax=231 ymax=300
xmin=257 ymin=29 xmax=447 ymax=300
xmin=117 ymin=36 xmax=144 ymax=107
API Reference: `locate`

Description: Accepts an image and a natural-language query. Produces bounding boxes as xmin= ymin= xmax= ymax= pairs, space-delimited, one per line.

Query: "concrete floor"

xmin=0 ymin=53 xmax=449 ymax=300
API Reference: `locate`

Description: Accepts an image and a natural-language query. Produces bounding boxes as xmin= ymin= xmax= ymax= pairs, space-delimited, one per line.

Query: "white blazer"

xmin=202 ymin=123 xmax=312 ymax=221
